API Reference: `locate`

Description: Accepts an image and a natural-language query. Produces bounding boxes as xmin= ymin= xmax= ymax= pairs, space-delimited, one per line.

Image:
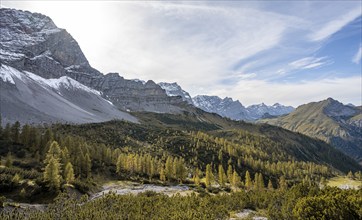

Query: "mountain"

xmin=260 ymin=98 xmax=362 ymax=162
xmin=247 ymin=103 xmax=294 ymax=120
xmin=158 ymin=82 xmax=194 ymax=105
xmin=0 ymin=64 xmax=137 ymax=124
xmin=192 ymin=95 xmax=251 ymax=121
xmin=192 ymin=95 xmax=294 ymax=121
xmin=0 ymin=8 xmax=185 ymax=116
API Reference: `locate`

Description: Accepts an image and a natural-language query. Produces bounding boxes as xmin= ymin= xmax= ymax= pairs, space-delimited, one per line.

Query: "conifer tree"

xmin=84 ymin=153 xmax=92 ymax=178
xmin=5 ymin=152 xmax=12 ymax=167
xmin=245 ymin=171 xmax=252 ymax=190
xmin=218 ymin=164 xmax=226 ymax=187
xmin=278 ymin=175 xmax=287 ymax=190
xmin=3 ymin=123 xmax=11 ymax=141
xmin=64 ymin=162 xmax=75 ymax=184
xmin=165 ymin=156 xmax=173 ymax=180
xmin=227 ymin=165 xmax=233 ymax=183
xmin=232 ymin=170 xmax=241 ymax=188
xmin=45 ymin=141 xmax=62 ymax=164
xmin=11 ymin=121 xmax=20 ymax=143
xmin=43 ymin=156 xmax=62 ymax=190
xmin=257 ymin=173 xmax=264 ymax=190
xmin=20 ymin=124 xmax=31 ymax=147
xmin=193 ymin=168 xmax=201 ymax=186
xmin=205 ymin=164 xmax=213 ymax=188
xmin=116 ymin=155 xmax=123 ymax=174
xmin=267 ymin=179 xmax=274 ymax=190
xmin=160 ymin=167 xmax=166 ymax=182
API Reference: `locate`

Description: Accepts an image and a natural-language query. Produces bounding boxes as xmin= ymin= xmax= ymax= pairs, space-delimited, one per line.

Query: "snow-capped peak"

xmin=158 ymin=82 xmax=193 ymax=104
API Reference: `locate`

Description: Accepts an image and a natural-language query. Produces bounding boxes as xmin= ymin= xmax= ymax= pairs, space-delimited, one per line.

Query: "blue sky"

xmin=2 ymin=1 xmax=362 ymax=106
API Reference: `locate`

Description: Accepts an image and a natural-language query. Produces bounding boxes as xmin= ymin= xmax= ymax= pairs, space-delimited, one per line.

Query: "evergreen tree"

xmin=64 ymin=162 xmax=75 ymax=184
xmin=278 ymin=175 xmax=287 ymax=190
xmin=45 ymin=141 xmax=62 ymax=164
xmin=116 ymin=155 xmax=123 ymax=174
xmin=227 ymin=165 xmax=233 ymax=184
xmin=205 ymin=164 xmax=213 ymax=188
xmin=245 ymin=171 xmax=252 ymax=190
xmin=3 ymin=123 xmax=11 ymax=141
xmin=257 ymin=173 xmax=264 ymax=190
xmin=218 ymin=164 xmax=226 ymax=187
xmin=165 ymin=156 xmax=173 ymax=180
xmin=267 ymin=179 xmax=274 ymax=190
xmin=193 ymin=168 xmax=201 ymax=186
xmin=5 ymin=152 xmax=12 ymax=167
xmin=232 ymin=170 xmax=241 ymax=188
xmin=43 ymin=156 xmax=62 ymax=190
xmin=20 ymin=124 xmax=31 ymax=146
xmin=84 ymin=153 xmax=92 ymax=178
xmin=4 ymin=152 xmax=13 ymax=167
xmin=11 ymin=121 xmax=20 ymax=143
xmin=160 ymin=167 xmax=166 ymax=182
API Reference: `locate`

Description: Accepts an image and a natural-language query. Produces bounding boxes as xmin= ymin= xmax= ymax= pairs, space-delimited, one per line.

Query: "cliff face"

xmin=1 ymin=8 xmax=184 ymax=113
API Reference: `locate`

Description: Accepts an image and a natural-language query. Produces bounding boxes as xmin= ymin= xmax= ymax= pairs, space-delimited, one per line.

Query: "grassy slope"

xmin=260 ymin=99 xmax=362 ymax=162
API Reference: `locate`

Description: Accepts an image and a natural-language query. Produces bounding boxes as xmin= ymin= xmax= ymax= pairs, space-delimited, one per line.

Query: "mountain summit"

xmin=261 ymin=98 xmax=362 ymax=162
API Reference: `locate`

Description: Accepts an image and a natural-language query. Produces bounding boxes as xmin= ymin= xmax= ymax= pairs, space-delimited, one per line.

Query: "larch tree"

xmin=227 ymin=165 xmax=233 ymax=184
xmin=278 ymin=175 xmax=288 ymax=190
xmin=232 ymin=170 xmax=241 ymax=188
xmin=84 ymin=153 xmax=92 ymax=178
xmin=193 ymin=168 xmax=201 ymax=186
xmin=64 ymin=162 xmax=75 ymax=184
xmin=245 ymin=171 xmax=252 ymax=190
xmin=205 ymin=164 xmax=213 ymax=188
xmin=267 ymin=179 xmax=274 ymax=190
xmin=43 ymin=156 xmax=62 ymax=190
xmin=160 ymin=167 xmax=166 ymax=182
xmin=218 ymin=165 xmax=226 ymax=187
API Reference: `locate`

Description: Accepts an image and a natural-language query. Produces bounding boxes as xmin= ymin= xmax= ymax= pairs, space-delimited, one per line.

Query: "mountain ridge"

xmin=260 ymin=98 xmax=362 ymax=162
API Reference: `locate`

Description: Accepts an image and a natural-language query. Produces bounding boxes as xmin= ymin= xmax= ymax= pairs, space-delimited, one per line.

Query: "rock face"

xmin=192 ymin=95 xmax=294 ymax=121
xmin=0 ymin=8 xmax=184 ymax=113
xmin=158 ymin=82 xmax=194 ymax=105
xmin=260 ymin=98 xmax=362 ymax=162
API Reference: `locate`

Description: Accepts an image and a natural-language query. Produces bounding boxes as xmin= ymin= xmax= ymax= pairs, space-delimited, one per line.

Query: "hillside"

xmin=260 ymin=98 xmax=362 ymax=162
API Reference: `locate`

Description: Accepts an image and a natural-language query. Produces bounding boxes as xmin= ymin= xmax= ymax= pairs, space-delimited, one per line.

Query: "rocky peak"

xmin=159 ymin=82 xmax=193 ymax=104
xmin=321 ymin=98 xmax=358 ymax=117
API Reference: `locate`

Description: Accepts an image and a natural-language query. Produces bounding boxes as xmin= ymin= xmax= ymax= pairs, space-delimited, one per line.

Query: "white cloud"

xmin=309 ymin=7 xmax=361 ymax=41
xmin=352 ymin=45 xmax=362 ymax=64
xmin=211 ymin=76 xmax=361 ymax=107
xmin=289 ymin=57 xmax=331 ymax=70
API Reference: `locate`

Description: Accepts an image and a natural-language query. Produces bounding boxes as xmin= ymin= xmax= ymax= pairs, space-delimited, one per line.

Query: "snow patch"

xmin=0 ymin=65 xmax=24 ymax=84
xmin=23 ymin=70 xmax=101 ymax=96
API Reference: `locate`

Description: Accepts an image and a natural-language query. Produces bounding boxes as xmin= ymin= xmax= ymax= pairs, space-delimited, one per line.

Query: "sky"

xmin=2 ymin=1 xmax=362 ymax=107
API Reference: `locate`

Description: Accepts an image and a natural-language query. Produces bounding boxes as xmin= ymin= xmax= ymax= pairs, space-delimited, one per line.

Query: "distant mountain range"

xmin=260 ymin=98 xmax=362 ymax=162
xmin=159 ymin=82 xmax=295 ymax=121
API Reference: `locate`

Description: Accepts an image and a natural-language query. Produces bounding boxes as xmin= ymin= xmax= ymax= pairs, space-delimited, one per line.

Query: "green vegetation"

xmin=0 ymin=112 xmax=361 ymax=219
xmin=1 ymin=184 xmax=361 ymax=220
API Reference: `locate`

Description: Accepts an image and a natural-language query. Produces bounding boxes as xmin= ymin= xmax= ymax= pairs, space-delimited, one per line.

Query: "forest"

xmin=0 ymin=114 xmax=361 ymax=219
